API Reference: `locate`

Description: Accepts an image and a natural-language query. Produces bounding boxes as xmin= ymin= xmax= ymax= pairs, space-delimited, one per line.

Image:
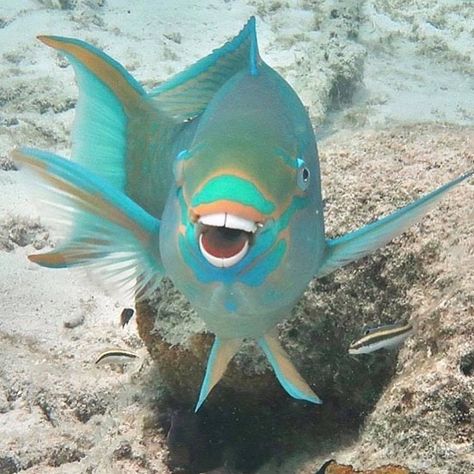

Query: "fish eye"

xmin=296 ymin=158 xmax=310 ymax=191
xmin=362 ymin=324 xmax=373 ymax=336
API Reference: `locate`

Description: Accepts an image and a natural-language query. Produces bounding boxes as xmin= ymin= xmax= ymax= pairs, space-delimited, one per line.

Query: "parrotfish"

xmin=14 ymin=18 xmax=472 ymax=410
xmin=348 ymin=322 xmax=414 ymax=355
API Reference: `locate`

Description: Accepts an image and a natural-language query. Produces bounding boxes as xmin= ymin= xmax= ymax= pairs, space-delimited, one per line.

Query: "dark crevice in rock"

xmin=459 ymin=351 xmax=474 ymax=377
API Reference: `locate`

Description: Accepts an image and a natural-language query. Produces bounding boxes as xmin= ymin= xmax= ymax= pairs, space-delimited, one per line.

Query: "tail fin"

xmin=317 ymin=170 xmax=473 ymax=277
xmin=13 ymin=148 xmax=162 ymax=299
xmin=38 ymin=35 xmax=176 ymax=216
xmin=258 ymin=332 xmax=322 ymax=404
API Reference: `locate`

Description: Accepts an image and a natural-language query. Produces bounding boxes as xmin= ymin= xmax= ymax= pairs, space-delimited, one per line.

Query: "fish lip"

xmin=347 ymin=346 xmax=361 ymax=355
xmin=199 ymin=232 xmax=250 ymax=268
xmin=195 ymin=212 xmax=262 ymax=268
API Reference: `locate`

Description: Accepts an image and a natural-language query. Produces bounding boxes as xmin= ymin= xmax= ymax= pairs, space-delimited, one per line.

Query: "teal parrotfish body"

xmin=14 ymin=18 xmax=472 ymax=411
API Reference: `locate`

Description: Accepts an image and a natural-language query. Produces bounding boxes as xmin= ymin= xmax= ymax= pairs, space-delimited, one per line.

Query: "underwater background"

xmin=0 ymin=1 xmax=473 ymax=473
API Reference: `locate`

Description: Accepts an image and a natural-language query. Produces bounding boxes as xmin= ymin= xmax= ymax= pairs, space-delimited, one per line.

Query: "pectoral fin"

xmin=317 ymin=170 xmax=473 ymax=278
xmin=258 ymin=332 xmax=322 ymax=404
xmin=195 ymin=337 xmax=242 ymax=412
xmin=13 ymin=148 xmax=162 ymax=299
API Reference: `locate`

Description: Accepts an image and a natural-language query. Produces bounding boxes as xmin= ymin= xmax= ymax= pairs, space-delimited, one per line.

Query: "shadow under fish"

xmin=162 ymin=408 xmax=224 ymax=473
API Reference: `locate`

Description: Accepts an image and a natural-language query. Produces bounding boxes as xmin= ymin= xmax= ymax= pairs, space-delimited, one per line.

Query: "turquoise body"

xmin=160 ymin=62 xmax=325 ymax=339
xmin=14 ymin=18 xmax=472 ymax=410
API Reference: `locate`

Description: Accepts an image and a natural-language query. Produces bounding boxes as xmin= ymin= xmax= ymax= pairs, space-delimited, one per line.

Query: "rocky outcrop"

xmin=137 ymin=124 xmax=473 ymax=473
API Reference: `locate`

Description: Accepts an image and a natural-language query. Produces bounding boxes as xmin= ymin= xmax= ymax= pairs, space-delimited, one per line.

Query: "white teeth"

xmin=199 ymin=213 xmax=226 ymax=227
xmin=199 ymin=234 xmax=249 ymax=268
xmin=198 ymin=213 xmax=257 ymax=233
xmin=224 ymin=214 xmax=257 ymax=233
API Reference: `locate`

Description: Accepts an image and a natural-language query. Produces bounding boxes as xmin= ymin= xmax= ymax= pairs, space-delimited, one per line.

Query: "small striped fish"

xmin=95 ymin=349 xmax=138 ymax=364
xmin=348 ymin=322 xmax=414 ymax=355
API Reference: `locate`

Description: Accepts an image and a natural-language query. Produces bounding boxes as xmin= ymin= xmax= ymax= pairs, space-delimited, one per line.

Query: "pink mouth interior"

xmin=200 ymin=226 xmax=249 ymax=259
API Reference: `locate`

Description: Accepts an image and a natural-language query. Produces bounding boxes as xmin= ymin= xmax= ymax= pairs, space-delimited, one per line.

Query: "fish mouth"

xmin=196 ymin=213 xmax=259 ymax=268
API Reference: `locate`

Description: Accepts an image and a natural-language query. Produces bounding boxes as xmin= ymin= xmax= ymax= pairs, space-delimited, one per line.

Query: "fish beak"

xmin=195 ymin=212 xmax=260 ymax=268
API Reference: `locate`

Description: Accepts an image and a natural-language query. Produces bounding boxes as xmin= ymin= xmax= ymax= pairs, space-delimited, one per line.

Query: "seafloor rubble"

xmin=314 ymin=460 xmax=411 ymax=474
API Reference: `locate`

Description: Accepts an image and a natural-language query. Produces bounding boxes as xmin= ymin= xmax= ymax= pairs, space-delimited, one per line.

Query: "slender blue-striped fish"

xmin=348 ymin=322 xmax=414 ymax=355
xmin=95 ymin=349 xmax=138 ymax=364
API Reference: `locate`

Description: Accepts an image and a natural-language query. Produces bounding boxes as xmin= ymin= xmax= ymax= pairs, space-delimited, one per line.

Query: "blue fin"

xmin=317 ymin=170 xmax=473 ymax=277
xmin=150 ymin=17 xmax=261 ymax=121
xmin=39 ymin=35 xmax=178 ymax=217
xmin=13 ymin=148 xmax=162 ymax=299
xmin=38 ymin=35 xmax=144 ymax=190
xmin=258 ymin=332 xmax=322 ymax=404
xmin=195 ymin=337 xmax=242 ymax=412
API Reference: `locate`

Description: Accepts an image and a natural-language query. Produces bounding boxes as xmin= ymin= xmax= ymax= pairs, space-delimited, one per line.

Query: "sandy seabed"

xmin=1 ymin=1 xmax=473 ymax=473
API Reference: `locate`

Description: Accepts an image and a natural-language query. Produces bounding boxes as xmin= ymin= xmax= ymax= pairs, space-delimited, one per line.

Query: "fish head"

xmin=162 ymin=138 xmax=323 ymax=319
xmin=179 ymin=139 xmax=311 ymax=267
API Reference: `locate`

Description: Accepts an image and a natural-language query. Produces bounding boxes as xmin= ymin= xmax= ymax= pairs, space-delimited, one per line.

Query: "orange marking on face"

xmin=38 ymin=36 xmax=141 ymax=111
xmin=183 ymin=166 xmax=301 ymax=222
xmin=183 ymin=167 xmax=276 ymax=210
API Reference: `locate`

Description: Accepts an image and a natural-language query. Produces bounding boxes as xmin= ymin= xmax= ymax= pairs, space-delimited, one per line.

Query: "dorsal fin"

xmin=248 ymin=17 xmax=260 ymax=76
xmin=149 ymin=17 xmax=261 ymax=121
